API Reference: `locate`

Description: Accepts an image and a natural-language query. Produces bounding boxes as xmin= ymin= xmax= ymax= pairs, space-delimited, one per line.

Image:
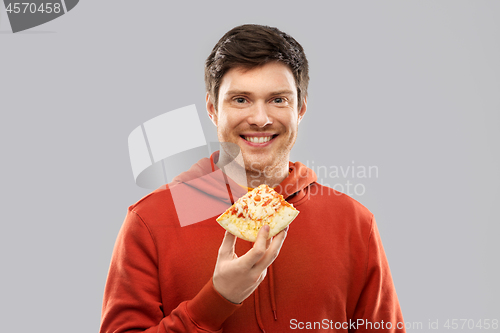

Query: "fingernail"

xmin=263 ymin=225 xmax=270 ymax=232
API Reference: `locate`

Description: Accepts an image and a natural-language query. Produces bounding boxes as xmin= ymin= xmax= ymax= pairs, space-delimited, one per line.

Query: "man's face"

xmin=207 ymin=61 xmax=307 ymax=175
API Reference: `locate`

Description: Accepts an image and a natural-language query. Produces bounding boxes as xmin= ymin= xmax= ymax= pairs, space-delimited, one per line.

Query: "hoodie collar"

xmin=171 ymin=151 xmax=317 ymax=205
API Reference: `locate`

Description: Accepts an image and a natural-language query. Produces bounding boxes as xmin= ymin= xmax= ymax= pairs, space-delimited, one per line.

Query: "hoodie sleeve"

xmin=100 ymin=209 xmax=241 ymax=333
xmin=351 ymin=216 xmax=406 ymax=332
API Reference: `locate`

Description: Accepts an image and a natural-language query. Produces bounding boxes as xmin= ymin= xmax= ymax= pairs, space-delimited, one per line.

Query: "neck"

xmin=216 ymin=150 xmax=289 ymax=189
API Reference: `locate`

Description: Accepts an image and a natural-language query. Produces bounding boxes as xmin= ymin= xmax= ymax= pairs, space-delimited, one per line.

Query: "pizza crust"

xmin=216 ymin=184 xmax=299 ymax=242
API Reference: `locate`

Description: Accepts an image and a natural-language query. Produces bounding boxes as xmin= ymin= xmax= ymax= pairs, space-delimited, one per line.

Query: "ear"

xmin=206 ymin=92 xmax=218 ymax=127
xmin=298 ymin=96 xmax=307 ymax=124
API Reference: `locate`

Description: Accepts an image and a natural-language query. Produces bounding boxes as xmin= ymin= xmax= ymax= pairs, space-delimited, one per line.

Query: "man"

xmin=100 ymin=24 xmax=405 ymax=332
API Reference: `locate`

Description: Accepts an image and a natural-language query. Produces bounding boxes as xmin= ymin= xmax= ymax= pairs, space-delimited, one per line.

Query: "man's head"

xmin=205 ymin=24 xmax=309 ymax=113
xmin=205 ymin=24 xmax=309 ymax=185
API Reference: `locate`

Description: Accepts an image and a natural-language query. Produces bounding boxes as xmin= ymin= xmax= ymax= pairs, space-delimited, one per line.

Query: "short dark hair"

xmin=205 ymin=24 xmax=309 ymax=111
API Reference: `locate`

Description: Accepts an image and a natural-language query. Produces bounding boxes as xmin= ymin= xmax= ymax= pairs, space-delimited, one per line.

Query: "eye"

xmin=234 ymin=97 xmax=247 ymax=104
xmin=273 ymin=97 xmax=284 ymax=103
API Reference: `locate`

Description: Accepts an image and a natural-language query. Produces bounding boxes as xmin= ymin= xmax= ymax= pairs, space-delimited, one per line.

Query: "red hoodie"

xmin=100 ymin=151 xmax=405 ymax=332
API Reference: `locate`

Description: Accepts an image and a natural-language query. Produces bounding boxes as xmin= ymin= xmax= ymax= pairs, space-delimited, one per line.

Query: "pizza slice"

xmin=216 ymin=184 xmax=299 ymax=242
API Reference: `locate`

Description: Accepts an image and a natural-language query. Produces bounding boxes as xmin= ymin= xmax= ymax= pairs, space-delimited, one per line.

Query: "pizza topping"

xmin=229 ymin=185 xmax=284 ymax=222
xmin=262 ymin=199 xmax=272 ymax=206
xmin=216 ymin=184 xmax=299 ymax=241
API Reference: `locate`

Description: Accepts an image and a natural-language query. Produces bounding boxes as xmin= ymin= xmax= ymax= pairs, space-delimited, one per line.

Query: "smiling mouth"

xmin=241 ymin=135 xmax=278 ymax=144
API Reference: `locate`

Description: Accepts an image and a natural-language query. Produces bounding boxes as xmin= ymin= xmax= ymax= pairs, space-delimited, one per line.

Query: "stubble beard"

xmin=243 ymin=131 xmax=297 ymax=188
xmin=217 ymin=125 xmax=298 ymax=188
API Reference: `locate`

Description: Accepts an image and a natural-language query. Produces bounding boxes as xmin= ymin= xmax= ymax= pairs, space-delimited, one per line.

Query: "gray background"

xmin=1 ymin=0 xmax=499 ymax=331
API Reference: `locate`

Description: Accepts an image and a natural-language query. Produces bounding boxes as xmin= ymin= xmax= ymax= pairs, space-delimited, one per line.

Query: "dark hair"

xmin=205 ymin=24 xmax=309 ymax=111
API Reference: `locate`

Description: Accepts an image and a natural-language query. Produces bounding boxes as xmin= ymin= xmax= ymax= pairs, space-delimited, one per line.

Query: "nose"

xmin=247 ymin=102 xmax=272 ymax=128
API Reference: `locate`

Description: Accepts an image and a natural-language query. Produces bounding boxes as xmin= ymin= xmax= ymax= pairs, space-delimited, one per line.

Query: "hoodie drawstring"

xmin=254 ymin=263 xmax=278 ymax=333
xmin=211 ymin=153 xmax=236 ymax=205
xmin=269 ymin=264 xmax=277 ymax=320
xmin=254 ymin=286 xmax=266 ymax=333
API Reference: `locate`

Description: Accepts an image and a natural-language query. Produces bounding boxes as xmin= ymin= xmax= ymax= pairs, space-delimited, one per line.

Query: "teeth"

xmin=244 ymin=136 xmax=273 ymax=143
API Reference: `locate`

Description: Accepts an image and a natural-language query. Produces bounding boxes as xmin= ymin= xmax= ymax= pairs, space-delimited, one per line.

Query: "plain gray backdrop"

xmin=1 ymin=1 xmax=499 ymax=331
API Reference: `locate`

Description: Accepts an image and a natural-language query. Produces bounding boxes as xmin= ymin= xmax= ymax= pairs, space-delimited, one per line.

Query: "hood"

xmin=171 ymin=151 xmax=317 ymax=205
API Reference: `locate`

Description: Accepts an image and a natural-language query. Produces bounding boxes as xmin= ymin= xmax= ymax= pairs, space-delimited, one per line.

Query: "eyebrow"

xmin=224 ymin=89 xmax=295 ymax=97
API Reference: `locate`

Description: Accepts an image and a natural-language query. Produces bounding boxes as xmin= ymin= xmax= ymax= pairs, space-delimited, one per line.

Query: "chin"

xmin=242 ymin=155 xmax=275 ymax=172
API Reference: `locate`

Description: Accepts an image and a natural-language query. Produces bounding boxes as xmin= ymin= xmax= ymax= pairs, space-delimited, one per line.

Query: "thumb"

xmin=218 ymin=231 xmax=237 ymax=259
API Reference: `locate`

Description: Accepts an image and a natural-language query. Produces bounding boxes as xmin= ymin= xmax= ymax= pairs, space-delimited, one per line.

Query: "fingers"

xmin=255 ymin=225 xmax=270 ymax=250
xmin=242 ymin=225 xmax=288 ymax=270
xmin=265 ymin=236 xmax=271 ymax=249
xmin=253 ymin=226 xmax=288 ymax=271
xmin=218 ymin=231 xmax=237 ymax=259
xmin=240 ymin=225 xmax=270 ymax=266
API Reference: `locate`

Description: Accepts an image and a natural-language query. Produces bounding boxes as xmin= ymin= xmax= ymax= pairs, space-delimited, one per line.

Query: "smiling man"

xmin=208 ymin=61 xmax=306 ymax=188
xmin=100 ymin=24 xmax=405 ymax=332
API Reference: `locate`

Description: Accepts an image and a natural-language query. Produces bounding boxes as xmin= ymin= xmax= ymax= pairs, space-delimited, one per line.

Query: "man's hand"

xmin=213 ymin=225 xmax=288 ymax=304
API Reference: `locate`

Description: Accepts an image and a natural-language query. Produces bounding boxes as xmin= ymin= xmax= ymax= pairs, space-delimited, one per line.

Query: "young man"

xmin=100 ymin=24 xmax=405 ymax=332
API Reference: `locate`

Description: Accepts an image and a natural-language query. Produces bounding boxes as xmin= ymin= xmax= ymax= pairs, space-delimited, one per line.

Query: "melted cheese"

xmin=217 ymin=184 xmax=299 ymax=242
xmin=231 ymin=184 xmax=281 ymax=222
